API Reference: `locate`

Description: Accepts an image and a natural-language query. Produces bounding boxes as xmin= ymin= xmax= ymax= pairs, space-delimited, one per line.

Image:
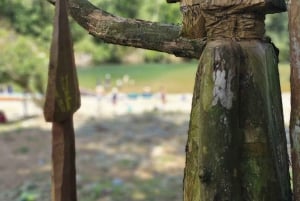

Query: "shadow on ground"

xmin=0 ymin=111 xmax=190 ymax=201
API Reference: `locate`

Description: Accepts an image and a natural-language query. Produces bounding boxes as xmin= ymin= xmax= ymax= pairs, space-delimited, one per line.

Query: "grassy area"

xmin=77 ymin=62 xmax=291 ymax=93
xmin=4 ymin=62 xmax=290 ymax=94
xmin=77 ymin=62 xmax=198 ymax=93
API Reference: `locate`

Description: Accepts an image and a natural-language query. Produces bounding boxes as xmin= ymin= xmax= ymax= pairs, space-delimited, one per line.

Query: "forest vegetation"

xmin=0 ymin=0 xmax=289 ymax=93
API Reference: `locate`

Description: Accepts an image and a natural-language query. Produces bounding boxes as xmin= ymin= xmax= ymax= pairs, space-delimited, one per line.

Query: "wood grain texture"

xmin=44 ymin=0 xmax=80 ymax=122
xmin=44 ymin=0 xmax=80 ymax=200
xmin=289 ymin=0 xmax=300 ymax=199
xmin=47 ymin=0 xmax=206 ymax=59
xmin=184 ymin=40 xmax=292 ymax=201
xmin=52 ymin=118 xmax=77 ymax=201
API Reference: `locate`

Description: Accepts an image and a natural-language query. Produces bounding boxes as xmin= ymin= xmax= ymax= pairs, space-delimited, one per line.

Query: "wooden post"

xmin=166 ymin=0 xmax=292 ymax=200
xmin=289 ymin=0 xmax=300 ymax=199
xmin=52 ymin=118 xmax=77 ymax=201
xmin=44 ymin=0 xmax=80 ymax=200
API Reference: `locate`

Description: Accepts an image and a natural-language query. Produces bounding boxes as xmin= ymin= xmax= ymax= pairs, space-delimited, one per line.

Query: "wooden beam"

xmin=47 ymin=0 xmax=206 ymax=59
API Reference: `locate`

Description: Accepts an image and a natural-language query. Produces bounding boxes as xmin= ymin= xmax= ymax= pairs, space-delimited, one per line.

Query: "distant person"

xmin=116 ymin=79 xmax=123 ymax=90
xmin=142 ymin=86 xmax=152 ymax=98
xmin=123 ymin=74 xmax=129 ymax=84
xmin=104 ymin=73 xmax=111 ymax=90
xmin=96 ymin=82 xmax=104 ymax=100
xmin=0 ymin=111 xmax=7 ymax=123
xmin=7 ymin=85 xmax=13 ymax=94
xmin=160 ymin=87 xmax=166 ymax=104
xmin=181 ymin=94 xmax=187 ymax=102
xmin=111 ymin=87 xmax=118 ymax=105
xmin=96 ymin=82 xmax=105 ymax=112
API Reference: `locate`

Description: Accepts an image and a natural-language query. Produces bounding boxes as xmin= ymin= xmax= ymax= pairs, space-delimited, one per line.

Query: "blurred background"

xmin=0 ymin=0 xmax=290 ymax=201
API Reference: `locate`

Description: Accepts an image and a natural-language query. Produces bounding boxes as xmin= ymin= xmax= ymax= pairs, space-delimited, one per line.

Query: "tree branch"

xmin=48 ymin=0 xmax=206 ymax=59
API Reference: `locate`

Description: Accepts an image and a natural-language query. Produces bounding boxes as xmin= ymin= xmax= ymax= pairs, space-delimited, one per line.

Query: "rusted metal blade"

xmin=289 ymin=0 xmax=300 ymax=199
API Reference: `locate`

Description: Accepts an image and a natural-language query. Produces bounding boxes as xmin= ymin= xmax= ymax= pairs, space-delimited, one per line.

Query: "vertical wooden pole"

xmin=289 ymin=0 xmax=300 ymax=199
xmin=44 ymin=0 xmax=80 ymax=200
xmin=52 ymin=118 xmax=77 ymax=201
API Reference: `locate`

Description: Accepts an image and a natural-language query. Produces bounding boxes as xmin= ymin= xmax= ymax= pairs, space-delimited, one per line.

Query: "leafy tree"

xmin=76 ymin=0 xmax=182 ymax=63
xmin=265 ymin=12 xmax=289 ymax=62
xmin=0 ymin=0 xmax=290 ymax=95
xmin=0 ymin=25 xmax=47 ymax=95
xmin=0 ymin=0 xmax=53 ymax=40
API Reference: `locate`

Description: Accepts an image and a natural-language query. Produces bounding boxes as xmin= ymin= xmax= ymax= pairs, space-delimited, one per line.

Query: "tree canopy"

xmin=0 ymin=0 xmax=290 ymax=93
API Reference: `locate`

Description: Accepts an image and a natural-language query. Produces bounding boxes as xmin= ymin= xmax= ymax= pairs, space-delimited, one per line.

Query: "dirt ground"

xmin=0 ymin=93 xmax=291 ymax=201
xmin=0 ymin=111 xmax=189 ymax=201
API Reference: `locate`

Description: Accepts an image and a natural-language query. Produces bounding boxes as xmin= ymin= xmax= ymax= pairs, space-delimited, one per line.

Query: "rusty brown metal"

xmin=289 ymin=0 xmax=300 ymax=200
xmin=43 ymin=0 xmax=80 ymax=200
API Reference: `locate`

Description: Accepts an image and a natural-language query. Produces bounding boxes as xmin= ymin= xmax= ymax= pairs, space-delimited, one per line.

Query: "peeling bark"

xmin=289 ymin=0 xmax=300 ymax=199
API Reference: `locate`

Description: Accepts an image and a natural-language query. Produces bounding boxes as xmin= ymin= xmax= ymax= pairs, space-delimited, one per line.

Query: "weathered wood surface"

xmin=179 ymin=1 xmax=206 ymax=39
xmin=44 ymin=0 xmax=80 ymax=200
xmin=44 ymin=0 xmax=80 ymax=122
xmin=197 ymin=0 xmax=286 ymax=12
xmin=184 ymin=41 xmax=241 ymax=201
xmin=167 ymin=0 xmax=286 ymax=15
xmin=180 ymin=0 xmax=291 ymax=200
xmin=289 ymin=0 xmax=300 ymax=199
xmin=184 ymin=40 xmax=292 ymax=201
xmin=52 ymin=118 xmax=77 ymax=201
xmin=47 ymin=0 xmax=206 ymax=59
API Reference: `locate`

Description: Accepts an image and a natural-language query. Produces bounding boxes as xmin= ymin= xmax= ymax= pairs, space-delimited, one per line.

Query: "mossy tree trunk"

xmin=289 ymin=0 xmax=300 ymax=199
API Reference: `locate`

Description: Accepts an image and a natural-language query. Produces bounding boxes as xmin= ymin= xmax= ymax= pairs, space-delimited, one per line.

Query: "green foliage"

xmin=77 ymin=62 xmax=198 ymax=93
xmin=0 ymin=0 xmax=54 ymax=39
xmin=0 ymin=0 xmax=290 ymax=94
xmin=265 ymin=12 xmax=289 ymax=62
xmin=77 ymin=62 xmax=290 ymax=93
xmin=91 ymin=0 xmax=142 ymax=18
xmin=82 ymin=0 xmax=181 ymax=63
xmin=137 ymin=0 xmax=181 ymax=23
xmin=144 ymin=50 xmax=167 ymax=63
xmin=0 ymin=26 xmax=47 ymax=93
xmin=18 ymin=191 xmax=39 ymax=201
